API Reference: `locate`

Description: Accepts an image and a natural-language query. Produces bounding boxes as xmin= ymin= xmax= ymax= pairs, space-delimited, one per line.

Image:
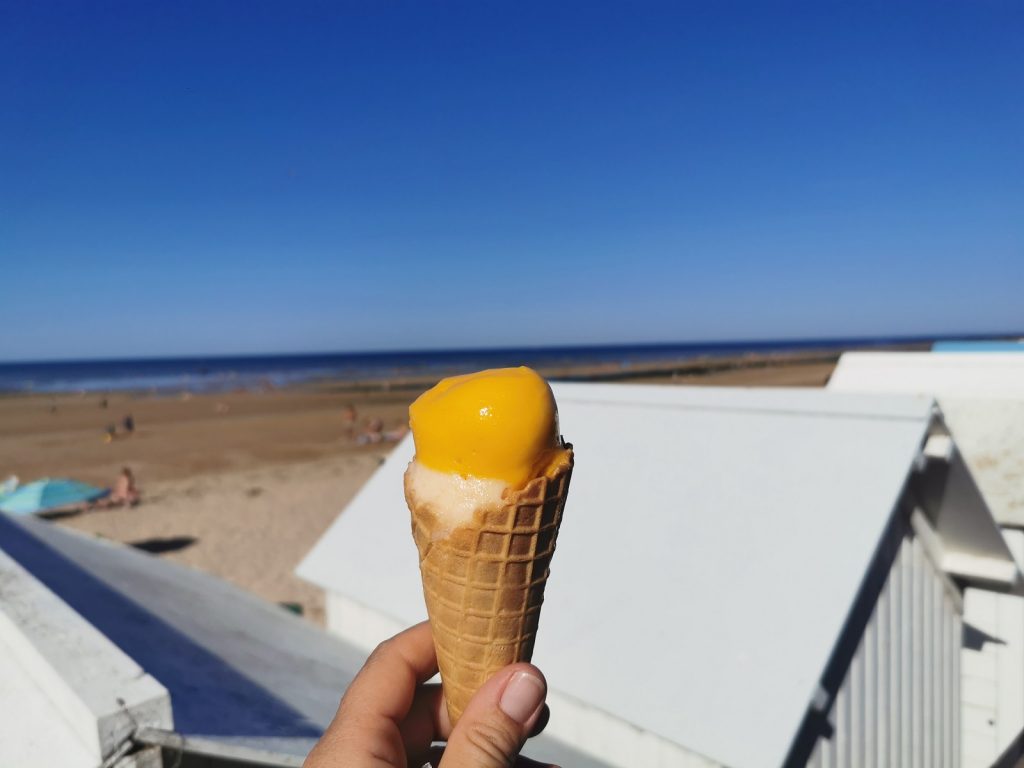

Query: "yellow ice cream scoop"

xmin=409 ymin=366 xmax=561 ymax=486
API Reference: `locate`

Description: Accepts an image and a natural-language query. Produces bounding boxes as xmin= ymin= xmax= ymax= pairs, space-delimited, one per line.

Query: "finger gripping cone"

xmin=407 ymin=450 xmax=573 ymax=724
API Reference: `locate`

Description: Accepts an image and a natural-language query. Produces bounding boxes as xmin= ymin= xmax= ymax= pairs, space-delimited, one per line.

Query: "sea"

xmin=0 ymin=334 xmax=972 ymax=395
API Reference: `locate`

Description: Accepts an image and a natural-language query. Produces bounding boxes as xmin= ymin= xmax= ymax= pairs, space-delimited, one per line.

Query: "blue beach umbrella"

xmin=0 ymin=478 xmax=109 ymax=515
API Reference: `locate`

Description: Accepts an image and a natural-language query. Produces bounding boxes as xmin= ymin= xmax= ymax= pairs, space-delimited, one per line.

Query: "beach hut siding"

xmin=960 ymin=530 xmax=1024 ymax=767
xmin=805 ymin=521 xmax=962 ymax=768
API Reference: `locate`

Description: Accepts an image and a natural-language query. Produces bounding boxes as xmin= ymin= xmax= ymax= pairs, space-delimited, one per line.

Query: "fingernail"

xmin=499 ymin=671 xmax=546 ymax=724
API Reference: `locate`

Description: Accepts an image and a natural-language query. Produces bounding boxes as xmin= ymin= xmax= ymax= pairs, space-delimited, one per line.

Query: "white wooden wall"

xmin=961 ymin=529 xmax=1024 ymax=768
xmin=808 ymin=533 xmax=962 ymax=768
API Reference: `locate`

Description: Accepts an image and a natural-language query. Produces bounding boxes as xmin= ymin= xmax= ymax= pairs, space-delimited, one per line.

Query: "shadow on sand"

xmin=130 ymin=535 xmax=198 ymax=554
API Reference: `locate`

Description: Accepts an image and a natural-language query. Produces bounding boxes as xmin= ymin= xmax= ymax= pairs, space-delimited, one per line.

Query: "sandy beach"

xmin=0 ymin=354 xmax=837 ymax=624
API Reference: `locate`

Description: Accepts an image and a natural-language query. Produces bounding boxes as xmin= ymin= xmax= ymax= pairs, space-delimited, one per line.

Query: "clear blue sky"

xmin=2 ymin=2 xmax=1021 ymax=361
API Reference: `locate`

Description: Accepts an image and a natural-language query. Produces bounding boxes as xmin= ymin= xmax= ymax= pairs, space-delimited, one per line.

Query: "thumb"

xmin=438 ymin=664 xmax=547 ymax=768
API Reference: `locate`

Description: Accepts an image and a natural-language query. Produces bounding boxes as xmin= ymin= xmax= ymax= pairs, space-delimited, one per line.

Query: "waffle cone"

xmin=406 ymin=448 xmax=573 ymax=724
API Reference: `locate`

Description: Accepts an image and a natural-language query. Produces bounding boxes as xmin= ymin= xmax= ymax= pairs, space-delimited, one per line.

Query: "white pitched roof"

xmin=299 ymin=384 xmax=966 ymax=768
xmin=829 ymin=352 xmax=1024 ymax=527
xmin=828 ymin=351 xmax=1024 ymax=398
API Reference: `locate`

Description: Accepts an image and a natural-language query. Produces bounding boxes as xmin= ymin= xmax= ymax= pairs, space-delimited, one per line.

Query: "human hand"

xmin=305 ymin=621 xmax=556 ymax=768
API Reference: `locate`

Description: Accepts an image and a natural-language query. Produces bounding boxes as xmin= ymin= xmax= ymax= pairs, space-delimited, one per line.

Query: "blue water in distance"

xmin=0 ymin=334 xmax=1000 ymax=394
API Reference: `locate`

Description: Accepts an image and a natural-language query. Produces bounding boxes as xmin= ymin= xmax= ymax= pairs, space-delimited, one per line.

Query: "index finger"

xmin=339 ymin=621 xmax=439 ymax=722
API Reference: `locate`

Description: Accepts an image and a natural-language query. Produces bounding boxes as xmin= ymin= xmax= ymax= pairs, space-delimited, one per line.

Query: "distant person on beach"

xmin=383 ymin=422 xmax=409 ymax=442
xmin=104 ymin=423 xmax=117 ymax=443
xmin=343 ymin=403 xmax=358 ymax=428
xmin=305 ymin=622 xmax=548 ymax=768
xmin=123 ymin=413 xmax=135 ymax=435
xmin=355 ymin=417 xmax=408 ymax=445
xmin=356 ymin=417 xmax=385 ymax=445
xmin=343 ymin=403 xmax=358 ymax=439
xmin=108 ymin=467 xmax=141 ymax=507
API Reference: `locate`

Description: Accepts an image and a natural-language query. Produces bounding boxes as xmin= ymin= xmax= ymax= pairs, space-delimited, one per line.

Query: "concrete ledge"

xmin=0 ymin=546 xmax=173 ymax=762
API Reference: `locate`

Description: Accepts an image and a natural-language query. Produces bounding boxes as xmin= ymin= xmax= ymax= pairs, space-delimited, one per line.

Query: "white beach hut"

xmin=298 ymin=383 xmax=1022 ymax=768
xmin=829 ymin=350 xmax=1024 ymax=766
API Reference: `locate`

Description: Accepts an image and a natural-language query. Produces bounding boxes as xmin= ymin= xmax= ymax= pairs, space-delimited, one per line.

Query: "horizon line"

xmin=2 ymin=330 xmax=1021 ymax=367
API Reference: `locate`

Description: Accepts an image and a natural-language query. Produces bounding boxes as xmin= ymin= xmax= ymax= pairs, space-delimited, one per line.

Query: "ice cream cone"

xmin=406 ymin=448 xmax=573 ymax=724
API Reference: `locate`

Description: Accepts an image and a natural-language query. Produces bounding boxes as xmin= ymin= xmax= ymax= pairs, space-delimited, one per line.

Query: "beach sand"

xmin=0 ymin=355 xmax=836 ymax=623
